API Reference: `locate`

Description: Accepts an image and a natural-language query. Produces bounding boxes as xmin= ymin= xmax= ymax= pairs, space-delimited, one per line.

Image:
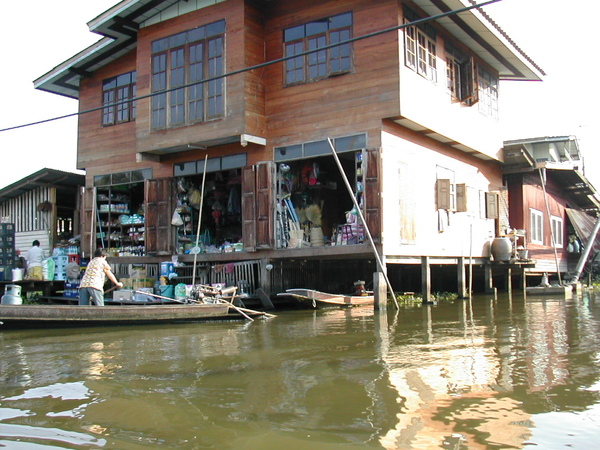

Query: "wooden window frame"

xmin=102 ymin=72 xmax=137 ymax=126
xmin=404 ymin=9 xmax=437 ymax=83
xmin=477 ymin=65 xmax=499 ymax=119
xmin=551 ymin=215 xmax=564 ymax=248
xmin=530 ymin=208 xmax=543 ymax=245
xmin=151 ymin=21 xmax=225 ymax=130
xmin=283 ymin=12 xmax=353 ymax=86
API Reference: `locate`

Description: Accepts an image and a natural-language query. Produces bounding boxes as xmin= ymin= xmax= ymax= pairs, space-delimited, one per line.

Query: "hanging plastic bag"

xmin=171 ymin=210 xmax=184 ymax=226
xmin=189 ymin=187 xmax=202 ymax=208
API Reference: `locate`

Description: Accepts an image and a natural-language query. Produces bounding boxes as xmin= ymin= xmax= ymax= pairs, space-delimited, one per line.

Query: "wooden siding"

xmin=263 ymin=0 xmax=400 ymax=149
xmin=134 ymin=0 xmax=265 ymax=153
xmin=77 ymin=52 xmax=137 ymax=173
xmin=506 ymin=171 xmax=570 ymax=272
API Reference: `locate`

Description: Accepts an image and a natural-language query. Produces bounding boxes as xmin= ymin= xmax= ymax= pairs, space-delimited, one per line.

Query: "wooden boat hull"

xmin=279 ymin=289 xmax=374 ymax=308
xmin=525 ymin=286 xmax=573 ymax=297
xmin=0 ymin=303 xmax=242 ymax=328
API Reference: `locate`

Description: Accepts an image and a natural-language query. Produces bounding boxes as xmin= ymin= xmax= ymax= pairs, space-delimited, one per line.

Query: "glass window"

xmin=530 ymin=209 xmax=543 ymax=245
xmin=283 ymin=12 xmax=353 ymax=86
xmin=275 ymin=145 xmax=303 ymax=161
xmin=102 ymin=71 xmax=136 ymax=126
xmin=304 ymin=140 xmax=330 ymax=157
xmin=198 ymin=157 xmax=222 ymax=173
xmin=151 ymin=20 xmax=225 ymax=130
xmin=551 ymin=215 xmax=564 ymax=248
xmin=94 ymin=169 xmax=152 ymax=187
xmin=222 ymin=153 xmax=247 ymax=170
xmin=403 ymin=7 xmax=437 ymax=82
xmin=478 ymin=66 xmax=499 ymax=119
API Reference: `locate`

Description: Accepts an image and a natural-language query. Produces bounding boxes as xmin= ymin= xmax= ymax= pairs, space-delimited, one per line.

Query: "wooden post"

xmin=484 ymin=263 xmax=497 ymax=297
xmin=507 ymin=267 xmax=512 ymax=294
xmin=374 ymin=271 xmax=387 ymax=311
xmin=421 ymin=256 xmax=431 ymax=303
xmin=521 ymin=267 xmax=527 ymax=291
xmin=259 ymin=258 xmax=271 ymax=295
xmin=457 ymin=257 xmax=467 ymax=299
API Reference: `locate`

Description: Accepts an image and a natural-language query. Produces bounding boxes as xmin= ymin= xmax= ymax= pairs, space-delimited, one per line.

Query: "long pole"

xmin=326 ymin=138 xmax=399 ymax=309
xmin=469 ymin=223 xmax=473 ymax=299
xmin=192 ymin=155 xmax=208 ymax=286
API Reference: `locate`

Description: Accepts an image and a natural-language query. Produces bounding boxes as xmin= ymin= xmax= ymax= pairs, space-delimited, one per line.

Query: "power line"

xmin=0 ymin=0 xmax=501 ymax=133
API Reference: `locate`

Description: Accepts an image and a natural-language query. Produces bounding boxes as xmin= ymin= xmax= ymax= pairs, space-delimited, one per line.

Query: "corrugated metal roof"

xmin=0 ymin=169 xmax=85 ymax=204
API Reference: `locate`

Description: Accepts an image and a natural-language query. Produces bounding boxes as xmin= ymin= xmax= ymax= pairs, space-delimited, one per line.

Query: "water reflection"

xmin=0 ymin=293 xmax=599 ymax=448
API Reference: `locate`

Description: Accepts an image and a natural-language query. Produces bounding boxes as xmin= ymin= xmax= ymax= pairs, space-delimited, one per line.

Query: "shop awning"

xmin=566 ymin=208 xmax=600 ymax=255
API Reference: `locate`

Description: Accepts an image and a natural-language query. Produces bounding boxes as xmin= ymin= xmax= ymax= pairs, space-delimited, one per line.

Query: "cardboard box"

xmin=114 ymin=289 xmax=134 ymax=301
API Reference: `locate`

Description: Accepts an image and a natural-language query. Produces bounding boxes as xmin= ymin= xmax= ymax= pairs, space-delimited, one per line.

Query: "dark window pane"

xmin=198 ymin=158 xmax=221 ymax=173
xmin=169 ymin=31 xmax=187 ymax=48
xmin=275 ymin=145 xmax=302 ymax=161
xmin=94 ymin=175 xmax=111 ymax=186
xmin=112 ymin=172 xmax=130 ymax=184
xmin=304 ymin=140 xmax=329 ymax=157
xmin=306 ymin=20 xmax=328 ymax=37
xmin=206 ymin=20 xmax=225 ymax=37
xmin=334 ymin=134 xmax=366 ymax=152
xmin=152 ymin=37 xmax=169 ymax=53
xmin=174 ymin=161 xmax=197 ymax=177
xmin=284 ymin=25 xmax=305 ymax=42
xmin=222 ymin=153 xmax=247 ymax=170
xmin=330 ymin=12 xmax=352 ymax=29
xmin=188 ymin=27 xmax=205 ymax=42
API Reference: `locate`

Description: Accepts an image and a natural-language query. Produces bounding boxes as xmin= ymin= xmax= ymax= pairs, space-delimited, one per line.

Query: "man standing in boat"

xmin=79 ymin=249 xmax=123 ymax=306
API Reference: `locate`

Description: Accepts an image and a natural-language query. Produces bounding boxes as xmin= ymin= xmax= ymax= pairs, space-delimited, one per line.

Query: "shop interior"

xmin=96 ymin=182 xmax=146 ymax=256
xmin=175 ymin=169 xmax=243 ymax=253
xmin=276 ymin=152 xmax=364 ymax=248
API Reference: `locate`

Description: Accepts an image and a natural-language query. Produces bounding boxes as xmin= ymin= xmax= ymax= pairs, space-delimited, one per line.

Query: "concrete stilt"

xmin=374 ymin=272 xmax=387 ymax=311
xmin=421 ymin=256 xmax=431 ymax=303
xmin=457 ymin=257 xmax=467 ymax=299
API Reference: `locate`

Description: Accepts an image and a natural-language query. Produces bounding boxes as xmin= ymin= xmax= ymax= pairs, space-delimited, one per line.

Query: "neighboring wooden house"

xmin=33 ymin=0 xmax=543 ymax=295
xmin=503 ymin=136 xmax=600 ymax=284
xmin=0 ymin=168 xmax=85 ymax=256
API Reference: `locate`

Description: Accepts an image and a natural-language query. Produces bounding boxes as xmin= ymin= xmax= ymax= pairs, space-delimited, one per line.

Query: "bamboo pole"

xmin=192 ymin=155 xmax=209 ymax=286
xmin=326 ymin=138 xmax=399 ymax=309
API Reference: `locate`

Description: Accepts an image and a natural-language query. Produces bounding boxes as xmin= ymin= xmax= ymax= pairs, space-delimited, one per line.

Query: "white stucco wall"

xmin=381 ymin=131 xmax=498 ymax=259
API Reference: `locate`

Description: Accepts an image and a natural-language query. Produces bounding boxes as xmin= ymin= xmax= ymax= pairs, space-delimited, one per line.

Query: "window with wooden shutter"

xmin=485 ymin=192 xmax=499 ymax=219
xmin=437 ymin=179 xmax=451 ymax=210
xmin=456 ymin=183 xmax=467 ymax=212
xmin=460 ymin=57 xmax=479 ymax=106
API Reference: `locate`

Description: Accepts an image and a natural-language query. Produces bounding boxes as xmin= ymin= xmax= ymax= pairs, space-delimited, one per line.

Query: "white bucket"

xmin=310 ymin=227 xmax=324 ymax=247
xmin=11 ymin=268 xmax=23 ymax=281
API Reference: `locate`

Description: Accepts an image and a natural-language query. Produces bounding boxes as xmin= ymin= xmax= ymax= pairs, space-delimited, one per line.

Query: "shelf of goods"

xmin=97 ymin=190 xmax=145 ymax=256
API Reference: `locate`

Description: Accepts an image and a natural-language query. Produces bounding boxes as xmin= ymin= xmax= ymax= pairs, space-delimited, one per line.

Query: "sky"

xmin=0 ymin=0 xmax=598 ymax=190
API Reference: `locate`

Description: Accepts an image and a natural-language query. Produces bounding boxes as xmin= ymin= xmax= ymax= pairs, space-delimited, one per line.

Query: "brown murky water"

xmin=2 ymin=292 xmax=600 ymax=449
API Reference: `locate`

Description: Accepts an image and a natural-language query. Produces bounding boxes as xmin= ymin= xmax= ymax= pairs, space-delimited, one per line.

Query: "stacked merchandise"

xmin=0 ymin=223 xmax=16 ymax=281
xmin=52 ymin=251 xmax=69 ymax=281
xmin=54 ymin=248 xmax=82 ymax=298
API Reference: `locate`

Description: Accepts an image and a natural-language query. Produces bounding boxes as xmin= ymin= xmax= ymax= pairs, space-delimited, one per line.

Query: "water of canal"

xmin=2 ymin=292 xmax=600 ymax=449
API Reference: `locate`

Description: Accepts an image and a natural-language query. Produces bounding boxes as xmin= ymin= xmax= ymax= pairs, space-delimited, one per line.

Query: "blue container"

xmin=160 ymin=261 xmax=174 ymax=277
xmin=159 ymin=285 xmax=174 ymax=299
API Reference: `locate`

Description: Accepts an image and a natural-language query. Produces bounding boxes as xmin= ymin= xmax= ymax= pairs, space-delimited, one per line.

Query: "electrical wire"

xmin=0 ymin=0 xmax=501 ymax=133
